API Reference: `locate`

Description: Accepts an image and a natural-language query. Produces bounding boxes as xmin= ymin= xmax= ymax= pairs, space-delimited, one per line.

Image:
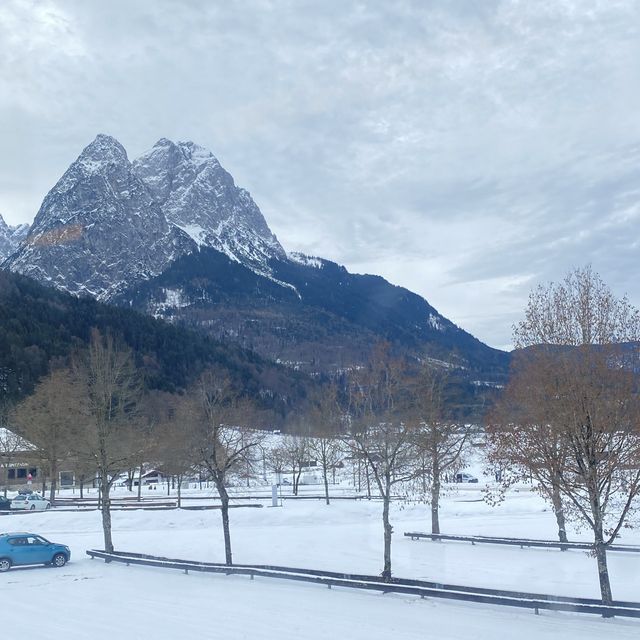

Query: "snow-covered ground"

xmin=2 ymin=485 xmax=639 ymax=638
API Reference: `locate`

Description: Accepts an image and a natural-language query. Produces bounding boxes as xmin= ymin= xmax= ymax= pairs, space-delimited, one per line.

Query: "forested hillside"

xmin=0 ymin=271 xmax=312 ymax=422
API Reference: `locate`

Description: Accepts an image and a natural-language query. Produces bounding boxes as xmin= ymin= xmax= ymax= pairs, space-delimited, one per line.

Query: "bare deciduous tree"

xmin=0 ymin=404 xmax=23 ymax=498
xmin=410 ymin=365 xmax=467 ymax=534
xmin=306 ymin=384 xmax=346 ymax=505
xmin=487 ymin=352 xmax=571 ymax=544
xmin=281 ymin=434 xmax=310 ymax=496
xmin=12 ymin=367 xmax=84 ymax=504
xmin=501 ymin=267 xmax=640 ymax=607
xmin=187 ymin=370 xmax=264 ymax=565
xmin=150 ymin=392 xmax=200 ymax=508
xmin=344 ymin=345 xmax=419 ymax=581
xmin=265 ymin=441 xmax=288 ymax=484
xmin=308 ymin=436 xmax=344 ymax=505
xmin=74 ymin=329 xmax=142 ymax=553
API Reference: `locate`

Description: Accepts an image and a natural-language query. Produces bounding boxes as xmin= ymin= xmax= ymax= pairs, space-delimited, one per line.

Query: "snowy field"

xmin=2 ymin=485 xmax=639 ymax=638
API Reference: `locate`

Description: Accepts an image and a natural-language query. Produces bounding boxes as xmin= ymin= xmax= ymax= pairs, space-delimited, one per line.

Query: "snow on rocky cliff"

xmin=0 ymin=214 xmax=29 ymax=262
xmin=6 ymin=135 xmax=290 ymax=299
xmin=5 ymin=135 xmax=195 ymax=300
xmin=133 ymin=138 xmax=285 ymax=277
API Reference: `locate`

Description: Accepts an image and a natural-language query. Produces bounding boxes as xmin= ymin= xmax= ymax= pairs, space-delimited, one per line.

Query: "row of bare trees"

xmin=2 ymin=330 xmax=466 ymax=577
xmin=341 ymin=345 xmax=470 ymax=581
xmin=486 ymin=267 xmax=640 ymax=608
xmin=316 ymin=267 xmax=640 ymax=601
xmin=257 ymin=353 xmax=472 ymax=582
xmin=0 ymin=330 xmax=268 ymax=563
xmin=7 ymin=267 xmax=633 ymax=606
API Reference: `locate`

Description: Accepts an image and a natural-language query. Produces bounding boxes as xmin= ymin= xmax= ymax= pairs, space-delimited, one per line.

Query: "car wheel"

xmin=0 ymin=558 xmax=11 ymax=572
xmin=52 ymin=553 xmax=67 ymax=568
xmin=30 ymin=504 xmax=36 ymax=510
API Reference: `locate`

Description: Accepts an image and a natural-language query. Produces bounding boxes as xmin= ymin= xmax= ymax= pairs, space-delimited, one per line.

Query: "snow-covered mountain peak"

xmin=76 ymin=133 xmax=128 ymax=171
xmin=7 ymin=133 xmax=289 ymax=298
xmin=0 ymin=213 xmax=9 ymax=235
xmin=176 ymin=140 xmax=220 ymax=169
xmin=0 ymin=213 xmax=30 ymax=262
xmin=133 ymin=137 xmax=286 ymax=274
xmin=5 ymin=135 xmax=194 ymax=299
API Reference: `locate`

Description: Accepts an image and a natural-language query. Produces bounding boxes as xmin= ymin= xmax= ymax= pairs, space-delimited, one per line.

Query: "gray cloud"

xmin=1 ymin=0 xmax=639 ymax=349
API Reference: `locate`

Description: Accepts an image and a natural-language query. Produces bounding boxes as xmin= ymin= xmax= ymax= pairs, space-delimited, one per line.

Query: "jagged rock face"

xmin=0 ymin=214 xmax=29 ymax=261
xmin=6 ymin=135 xmax=195 ymax=300
xmin=133 ymin=139 xmax=285 ymax=275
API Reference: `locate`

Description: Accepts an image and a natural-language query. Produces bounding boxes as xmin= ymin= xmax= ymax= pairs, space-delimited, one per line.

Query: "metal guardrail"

xmin=141 ymin=494 xmax=369 ymax=500
xmin=56 ymin=500 xmax=178 ymax=508
xmin=58 ymin=494 xmax=373 ymax=503
xmin=404 ymin=531 xmax=640 ymax=553
xmin=0 ymin=504 xmax=263 ymax=514
xmin=86 ymin=549 xmax=640 ymax=619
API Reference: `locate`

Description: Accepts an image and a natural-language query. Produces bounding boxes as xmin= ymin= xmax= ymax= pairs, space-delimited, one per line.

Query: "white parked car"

xmin=454 ymin=472 xmax=479 ymax=484
xmin=10 ymin=493 xmax=51 ymax=511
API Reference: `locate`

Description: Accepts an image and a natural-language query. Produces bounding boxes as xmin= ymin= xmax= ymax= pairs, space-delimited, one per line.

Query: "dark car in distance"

xmin=0 ymin=497 xmax=11 ymax=511
xmin=0 ymin=533 xmax=70 ymax=572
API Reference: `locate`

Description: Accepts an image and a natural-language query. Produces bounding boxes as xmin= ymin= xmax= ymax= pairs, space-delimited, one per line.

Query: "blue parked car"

xmin=0 ymin=532 xmax=70 ymax=572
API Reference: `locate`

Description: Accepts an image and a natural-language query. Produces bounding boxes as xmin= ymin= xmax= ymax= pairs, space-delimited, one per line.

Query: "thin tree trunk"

xmin=550 ymin=483 xmax=568 ymax=545
xmin=381 ymin=481 xmax=392 ymax=581
xmin=177 ymin=476 xmax=182 ymax=508
xmin=431 ymin=480 xmax=441 ymax=535
xmin=293 ymin=464 xmax=302 ymax=496
xmin=323 ymin=463 xmax=330 ymax=505
xmin=100 ymin=479 xmax=114 ymax=553
xmin=137 ymin=467 xmax=142 ymax=501
xmin=215 ymin=478 xmax=233 ymax=565
xmin=49 ymin=461 xmax=58 ymax=505
xmin=365 ymin=465 xmax=371 ymax=499
xmin=431 ymin=456 xmax=441 ymax=535
xmin=594 ymin=537 xmax=613 ymax=610
xmin=592 ymin=507 xmax=613 ymax=610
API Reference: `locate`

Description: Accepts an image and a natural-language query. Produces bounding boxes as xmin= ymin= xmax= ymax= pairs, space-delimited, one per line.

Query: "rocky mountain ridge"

xmin=132 ymin=138 xmax=285 ymax=277
xmin=4 ymin=135 xmax=193 ymax=299
xmin=5 ymin=134 xmax=285 ymax=299
xmin=0 ymin=214 xmax=29 ymax=261
xmin=3 ymin=134 xmax=509 ymax=415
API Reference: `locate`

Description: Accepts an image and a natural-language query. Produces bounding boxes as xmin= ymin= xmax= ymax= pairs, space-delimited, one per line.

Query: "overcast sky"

xmin=1 ymin=0 xmax=639 ymax=350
